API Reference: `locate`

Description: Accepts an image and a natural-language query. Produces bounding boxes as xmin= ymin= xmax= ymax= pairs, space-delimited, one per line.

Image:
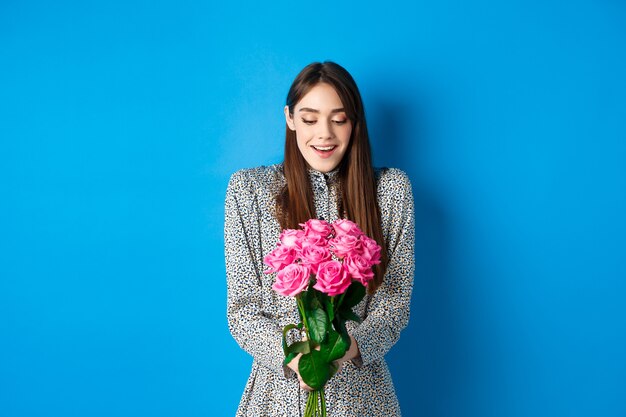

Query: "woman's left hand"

xmin=333 ymin=335 xmax=360 ymax=373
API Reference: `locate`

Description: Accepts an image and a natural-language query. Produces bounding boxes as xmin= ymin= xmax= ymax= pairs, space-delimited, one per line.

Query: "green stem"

xmin=315 ymin=390 xmax=320 ymax=417
xmin=296 ymin=296 xmax=311 ymax=341
xmin=315 ymin=391 xmax=319 ymax=417
xmin=336 ymin=292 xmax=346 ymax=309
xmin=303 ymin=389 xmax=329 ymax=417
xmin=307 ymin=390 xmax=316 ymax=417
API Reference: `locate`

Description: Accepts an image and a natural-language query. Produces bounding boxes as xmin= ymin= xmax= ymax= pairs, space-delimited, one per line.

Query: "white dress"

xmin=225 ymin=163 xmax=415 ymax=416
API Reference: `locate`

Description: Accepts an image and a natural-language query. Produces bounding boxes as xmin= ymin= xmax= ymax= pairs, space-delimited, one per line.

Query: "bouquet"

xmin=263 ymin=219 xmax=381 ymax=417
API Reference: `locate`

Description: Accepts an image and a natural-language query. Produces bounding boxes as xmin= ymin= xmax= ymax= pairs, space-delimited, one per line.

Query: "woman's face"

xmin=284 ymin=82 xmax=353 ymax=173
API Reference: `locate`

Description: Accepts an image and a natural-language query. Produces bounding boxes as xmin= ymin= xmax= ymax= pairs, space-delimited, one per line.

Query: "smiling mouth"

xmin=311 ymin=145 xmax=337 ymax=158
xmin=312 ymin=145 xmax=336 ymax=152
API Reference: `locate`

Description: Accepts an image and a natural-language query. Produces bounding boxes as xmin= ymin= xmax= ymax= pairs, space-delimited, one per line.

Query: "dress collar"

xmin=307 ymin=166 xmax=340 ymax=184
xmin=276 ymin=163 xmax=340 ymax=184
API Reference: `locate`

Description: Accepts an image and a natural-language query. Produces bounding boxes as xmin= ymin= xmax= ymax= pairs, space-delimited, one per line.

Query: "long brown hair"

xmin=276 ymin=61 xmax=388 ymax=293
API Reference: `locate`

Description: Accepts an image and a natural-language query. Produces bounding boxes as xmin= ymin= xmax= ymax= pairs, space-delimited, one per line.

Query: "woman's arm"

xmin=350 ymin=169 xmax=415 ymax=366
xmin=225 ymin=170 xmax=286 ymax=374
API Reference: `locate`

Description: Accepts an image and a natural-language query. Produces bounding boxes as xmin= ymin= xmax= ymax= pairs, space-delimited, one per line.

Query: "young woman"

xmin=225 ymin=61 xmax=415 ymax=416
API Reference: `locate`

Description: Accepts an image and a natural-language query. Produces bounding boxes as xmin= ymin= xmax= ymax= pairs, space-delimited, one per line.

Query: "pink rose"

xmin=332 ymin=219 xmax=364 ymax=237
xmin=313 ymin=260 xmax=351 ymax=296
xmin=300 ymin=219 xmax=332 ymax=240
xmin=272 ymin=264 xmax=311 ymax=297
xmin=360 ymin=236 xmax=382 ymax=265
xmin=343 ymin=254 xmax=375 ymax=286
xmin=330 ymin=234 xmax=362 ymax=259
xmin=279 ymin=229 xmax=305 ymax=251
xmin=263 ymin=245 xmax=296 ymax=273
xmin=300 ymin=245 xmax=331 ymax=273
xmin=301 ymin=233 xmax=329 ymax=248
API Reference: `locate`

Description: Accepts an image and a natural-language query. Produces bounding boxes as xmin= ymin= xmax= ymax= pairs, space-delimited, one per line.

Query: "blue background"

xmin=1 ymin=1 xmax=625 ymax=416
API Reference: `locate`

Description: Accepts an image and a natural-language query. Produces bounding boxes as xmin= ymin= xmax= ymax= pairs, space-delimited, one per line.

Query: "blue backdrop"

xmin=1 ymin=1 xmax=625 ymax=416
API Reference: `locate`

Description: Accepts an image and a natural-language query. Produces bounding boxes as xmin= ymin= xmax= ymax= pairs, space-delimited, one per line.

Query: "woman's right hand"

xmin=287 ymin=333 xmax=360 ymax=391
xmin=286 ymin=353 xmax=314 ymax=391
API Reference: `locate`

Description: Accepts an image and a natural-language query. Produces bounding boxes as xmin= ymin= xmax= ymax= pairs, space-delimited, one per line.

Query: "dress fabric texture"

xmin=225 ymin=163 xmax=415 ymax=417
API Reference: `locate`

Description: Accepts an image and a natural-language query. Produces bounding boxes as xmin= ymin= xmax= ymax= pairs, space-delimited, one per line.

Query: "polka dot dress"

xmin=225 ymin=163 xmax=415 ymax=417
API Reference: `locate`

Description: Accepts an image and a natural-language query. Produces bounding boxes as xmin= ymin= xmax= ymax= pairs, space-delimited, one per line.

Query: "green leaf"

xmin=333 ymin=283 xmax=364 ymax=339
xmin=301 ymin=288 xmax=321 ymax=311
xmin=324 ymin=295 xmax=335 ymax=323
xmin=299 ymin=350 xmax=330 ymax=390
xmin=320 ymin=330 xmax=348 ymax=362
xmin=341 ymin=282 xmax=366 ymax=309
xmin=300 ymin=289 xmax=312 ymax=309
xmin=312 ymin=295 xmax=323 ymax=310
xmin=333 ymin=316 xmax=350 ymax=345
xmin=340 ymin=309 xmax=361 ymax=323
xmin=286 ymin=341 xmax=311 ymax=355
xmin=306 ymin=308 xmax=329 ymax=344
xmin=281 ymin=323 xmax=299 ymax=355
xmin=283 ymin=352 xmax=298 ymax=367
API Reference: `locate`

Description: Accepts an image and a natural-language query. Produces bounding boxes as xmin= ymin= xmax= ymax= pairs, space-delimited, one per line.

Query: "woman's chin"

xmin=303 ymin=154 xmax=344 ymax=173
xmin=308 ymin=161 xmax=339 ymax=173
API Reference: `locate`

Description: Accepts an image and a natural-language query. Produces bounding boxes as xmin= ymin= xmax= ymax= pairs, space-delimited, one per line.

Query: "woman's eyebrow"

xmin=298 ymin=107 xmax=346 ymax=113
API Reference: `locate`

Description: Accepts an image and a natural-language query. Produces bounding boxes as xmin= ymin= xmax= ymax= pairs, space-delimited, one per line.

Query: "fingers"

xmin=334 ymin=360 xmax=344 ymax=374
xmin=288 ymin=341 xmax=315 ymax=391
xmin=296 ymin=374 xmax=313 ymax=391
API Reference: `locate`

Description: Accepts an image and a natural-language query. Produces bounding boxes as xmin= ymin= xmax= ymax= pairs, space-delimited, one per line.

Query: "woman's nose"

xmin=316 ymin=120 xmax=333 ymax=139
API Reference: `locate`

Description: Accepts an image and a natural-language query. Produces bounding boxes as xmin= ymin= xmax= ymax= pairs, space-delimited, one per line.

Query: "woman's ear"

xmin=284 ymin=105 xmax=296 ymax=131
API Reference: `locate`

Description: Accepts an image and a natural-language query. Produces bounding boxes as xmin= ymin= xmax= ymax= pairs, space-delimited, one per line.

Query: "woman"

xmin=225 ymin=61 xmax=415 ymax=416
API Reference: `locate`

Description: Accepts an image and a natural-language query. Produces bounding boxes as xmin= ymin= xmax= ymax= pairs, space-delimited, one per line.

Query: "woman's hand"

xmin=287 ymin=334 xmax=360 ymax=390
xmin=287 ymin=331 xmax=315 ymax=391
xmin=286 ymin=353 xmax=314 ymax=391
xmin=333 ymin=335 xmax=361 ymax=372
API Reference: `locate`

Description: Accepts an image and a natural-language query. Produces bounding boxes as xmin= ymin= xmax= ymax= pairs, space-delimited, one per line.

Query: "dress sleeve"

xmin=224 ymin=170 xmax=288 ymax=375
xmin=351 ymin=169 xmax=415 ymax=366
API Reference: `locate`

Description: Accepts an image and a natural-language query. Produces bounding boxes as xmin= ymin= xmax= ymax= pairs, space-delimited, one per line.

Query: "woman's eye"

xmin=302 ymin=119 xmax=316 ymax=125
xmin=333 ymin=119 xmax=347 ymax=125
